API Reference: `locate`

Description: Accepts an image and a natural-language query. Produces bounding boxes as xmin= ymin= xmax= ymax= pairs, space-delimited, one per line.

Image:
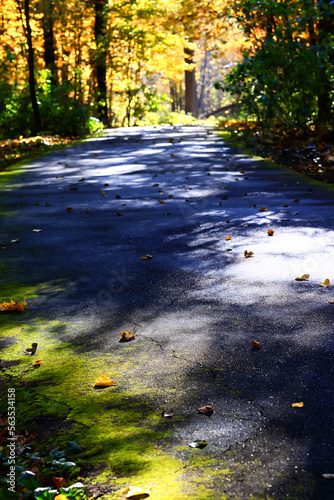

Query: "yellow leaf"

xmin=267 ymin=228 xmax=274 ymax=236
xmin=93 ymin=376 xmax=115 ymax=388
xmin=141 ymin=255 xmax=153 ymax=260
xmin=225 ymin=236 xmax=232 ymax=241
xmin=54 ymin=495 xmax=69 ymax=500
xmin=244 ymin=250 xmax=254 ymax=258
xmin=120 ymin=331 xmax=135 ymax=341
xmin=319 ymin=279 xmax=330 ymax=287
xmin=292 ymin=402 xmax=304 ymax=408
xmin=251 ymin=340 xmax=262 ymax=349
xmin=125 ymin=486 xmax=150 ymax=498
xmin=0 ymin=298 xmax=26 ymax=312
xmin=295 ymin=274 xmax=310 ymax=281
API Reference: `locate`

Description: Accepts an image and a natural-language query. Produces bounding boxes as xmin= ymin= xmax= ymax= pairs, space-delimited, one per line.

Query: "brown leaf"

xmin=52 ymin=477 xmax=66 ymax=488
xmin=319 ymin=279 xmax=330 ymax=287
xmin=158 ymin=200 xmax=166 ymax=204
xmin=328 ymin=301 xmax=334 ymax=304
xmin=142 ymin=255 xmax=153 ymax=260
xmin=259 ymin=207 xmax=268 ymax=212
xmin=267 ymin=229 xmax=274 ymax=236
xmin=251 ymin=340 xmax=262 ymax=349
xmin=295 ymin=274 xmax=310 ymax=281
xmin=244 ymin=250 xmax=254 ymax=258
xmin=120 ymin=331 xmax=135 ymax=341
xmin=66 ymin=207 xmax=73 ymax=212
xmin=24 ymin=343 xmax=38 ymax=355
xmin=93 ymin=376 xmax=115 ymax=388
xmin=198 ymin=406 xmax=214 ymax=414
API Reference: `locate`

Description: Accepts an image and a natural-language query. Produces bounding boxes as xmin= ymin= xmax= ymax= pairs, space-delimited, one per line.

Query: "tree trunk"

xmin=41 ymin=0 xmax=58 ymax=86
xmin=184 ymin=47 xmax=199 ymax=118
xmin=94 ymin=0 xmax=109 ymax=126
xmin=24 ymin=0 xmax=41 ymax=134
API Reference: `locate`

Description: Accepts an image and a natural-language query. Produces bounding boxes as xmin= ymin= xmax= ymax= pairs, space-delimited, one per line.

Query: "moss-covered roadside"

xmin=0 ymin=161 xmax=233 ymax=500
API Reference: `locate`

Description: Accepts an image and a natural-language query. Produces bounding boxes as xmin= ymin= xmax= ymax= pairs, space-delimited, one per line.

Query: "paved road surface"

xmin=1 ymin=125 xmax=334 ymax=498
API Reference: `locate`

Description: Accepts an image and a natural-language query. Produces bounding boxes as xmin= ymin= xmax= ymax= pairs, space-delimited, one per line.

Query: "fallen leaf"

xmin=52 ymin=477 xmax=66 ymax=489
xmin=293 ymin=199 xmax=300 ymax=203
xmin=267 ymin=229 xmax=274 ymax=236
xmin=295 ymin=274 xmax=310 ymax=281
xmin=120 ymin=331 xmax=135 ymax=341
xmin=225 ymin=236 xmax=232 ymax=241
xmin=322 ymin=474 xmax=334 ymax=479
xmin=198 ymin=406 xmax=214 ymax=414
xmin=282 ymin=204 xmax=288 ymax=207
xmin=0 ymin=298 xmax=27 ymax=312
xmin=292 ymin=402 xmax=304 ymax=407
xmin=32 ymin=229 xmax=42 ymax=232
xmin=251 ymin=340 xmax=262 ymax=349
xmin=328 ymin=301 xmax=334 ymax=304
xmin=252 ymin=204 xmax=257 ymax=208
xmin=45 ymin=203 xmax=51 ymax=207
xmin=259 ymin=207 xmax=268 ymax=212
xmin=125 ymin=486 xmax=150 ymax=499
xmin=158 ymin=200 xmax=166 ymax=204
xmin=93 ymin=376 xmax=115 ymax=388
xmin=244 ymin=250 xmax=254 ymax=258
xmin=11 ymin=239 xmax=19 ymax=243
xmin=79 ymin=178 xmax=85 ymax=181
xmin=24 ymin=343 xmax=38 ymax=355
xmin=171 ymin=154 xmax=177 ymax=158
xmin=32 ymin=360 xmax=41 ymax=368
xmin=54 ymin=495 xmax=69 ymax=500
xmin=161 ymin=411 xmax=175 ymax=418
xmin=189 ymin=440 xmax=208 ymax=449
xmin=91 ymin=153 xmax=98 ymax=157
xmin=319 ymin=279 xmax=330 ymax=287
xmin=115 ymin=194 xmax=122 ymax=199
xmin=141 ymin=255 xmax=153 ymax=260
xmin=101 ymin=192 xmax=108 ymax=197
xmin=66 ymin=207 xmax=73 ymax=212
xmin=168 ymin=138 xmax=173 ymax=143
xmin=116 ymin=211 xmax=122 ymax=216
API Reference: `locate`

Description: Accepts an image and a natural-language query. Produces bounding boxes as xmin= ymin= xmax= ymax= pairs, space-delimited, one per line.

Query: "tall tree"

xmin=94 ymin=0 xmax=109 ymax=125
xmin=41 ymin=0 xmax=58 ymax=86
xmin=16 ymin=0 xmax=41 ymax=134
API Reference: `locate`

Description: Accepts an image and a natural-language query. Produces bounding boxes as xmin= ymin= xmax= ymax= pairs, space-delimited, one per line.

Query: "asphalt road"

xmin=1 ymin=124 xmax=334 ymax=498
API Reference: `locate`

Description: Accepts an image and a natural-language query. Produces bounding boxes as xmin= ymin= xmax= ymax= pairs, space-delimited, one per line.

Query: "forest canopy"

xmin=0 ymin=0 xmax=333 ymax=139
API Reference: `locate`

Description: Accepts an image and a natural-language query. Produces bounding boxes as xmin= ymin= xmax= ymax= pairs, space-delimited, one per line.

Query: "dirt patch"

xmin=27 ymin=414 xmax=73 ymax=443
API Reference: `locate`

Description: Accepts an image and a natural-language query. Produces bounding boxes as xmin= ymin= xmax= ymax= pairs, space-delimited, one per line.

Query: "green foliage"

xmin=0 ymin=68 xmax=103 ymax=140
xmin=218 ymin=0 xmax=334 ymax=133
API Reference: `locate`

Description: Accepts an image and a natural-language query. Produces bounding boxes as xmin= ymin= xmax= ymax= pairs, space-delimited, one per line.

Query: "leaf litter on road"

xmin=93 ymin=376 xmax=116 ymax=388
xmin=251 ymin=340 xmax=262 ymax=349
xmin=319 ymin=279 xmax=330 ymax=287
xmin=189 ymin=440 xmax=208 ymax=449
xmin=295 ymin=274 xmax=310 ymax=281
xmin=120 ymin=331 xmax=135 ymax=342
xmin=125 ymin=485 xmax=150 ymax=499
xmin=198 ymin=406 xmax=214 ymax=415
